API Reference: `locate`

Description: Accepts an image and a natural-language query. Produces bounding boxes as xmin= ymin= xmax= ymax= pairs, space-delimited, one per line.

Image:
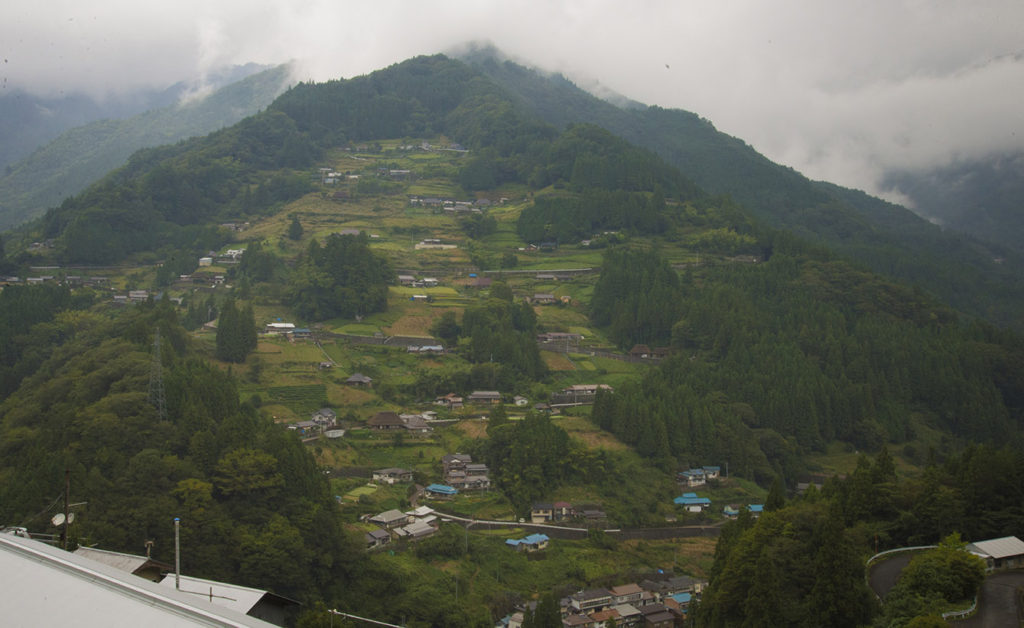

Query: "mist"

xmin=3 ymin=0 xmax=1023 ymax=200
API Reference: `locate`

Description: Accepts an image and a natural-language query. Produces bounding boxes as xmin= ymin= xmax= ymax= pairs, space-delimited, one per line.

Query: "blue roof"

xmin=670 ymin=592 xmax=692 ymax=604
xmin=674 ymin=496 xmax=711 ymax=506
xmin=426 ymin=484 xmax=458 ymax=495
xmin=682 ymin=492 xmax=697 ymax=498
xmin=506 ymin=533 xmax=550 ymax=546
xmin=748 ymin=504 xmax=764 ymax=513
xmin=702 ymin=465 xmax=720 ymax=472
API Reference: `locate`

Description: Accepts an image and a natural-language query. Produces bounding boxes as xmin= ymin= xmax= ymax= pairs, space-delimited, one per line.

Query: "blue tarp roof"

xmin=670 ymin=592 xmax=692 ymax=604
xmin=506 ymin=533 xmax=550 ymax=546
xmin=426 ymin=484 xmax=458 ymax=495
xmin=748 ymin=504 xmax=764 ymax=512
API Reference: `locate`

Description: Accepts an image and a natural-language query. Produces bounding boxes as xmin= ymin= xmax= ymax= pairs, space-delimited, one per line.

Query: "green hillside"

xmin=1 ymin=53 xmax=1022 ymax=627
xmin=462 ymin=47 xmax=1024 ymax=330
xmin=0 ymin=64 xmax=293 ymax=230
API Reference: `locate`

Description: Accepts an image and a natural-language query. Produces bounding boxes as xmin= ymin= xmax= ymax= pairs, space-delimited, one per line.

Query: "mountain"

xmin=2 ymin=52 xmax=1023 ymax=626
xmin=458 ymin=46 xmax=1024 ymax=330
xmin=0 ymin=64 xmax=293 ymax=230
xmin=0 ymin=64 xmax=270 ymax=172
xmin=882 ymin=152 xmax=1024 ymax=255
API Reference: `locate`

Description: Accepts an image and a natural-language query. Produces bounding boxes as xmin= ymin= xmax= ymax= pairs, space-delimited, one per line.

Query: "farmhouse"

xmin=368 ymin=509 xmax=410 ymax=529
xmin=345 ymin=373 xmax=373 ymax=387
xmin=368 ymin=412 xmax=405 ymax=430
xmin=467 ymin=390 xmax=502 ymax=405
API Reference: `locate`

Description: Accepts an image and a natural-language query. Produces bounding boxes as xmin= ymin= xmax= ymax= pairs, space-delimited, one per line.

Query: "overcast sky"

xmin=3 ymin=0 xmax=1022 ymax=202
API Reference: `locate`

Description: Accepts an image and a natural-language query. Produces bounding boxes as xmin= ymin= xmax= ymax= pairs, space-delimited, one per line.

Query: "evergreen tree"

xmin=215 ymin=298 xmax=256 ymax=363
xmin=288 ymin=215 xmax=304 ymax=240
xmin=766 ymin=475 xmax=786 ymax=511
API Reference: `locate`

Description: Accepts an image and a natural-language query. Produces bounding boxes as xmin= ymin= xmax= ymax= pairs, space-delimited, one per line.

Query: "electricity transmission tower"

xmin=148 ymin=328 xmax=168 ymax=421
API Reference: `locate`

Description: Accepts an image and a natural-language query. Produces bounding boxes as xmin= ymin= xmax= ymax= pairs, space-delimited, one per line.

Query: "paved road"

xmin=954 ymin=571 xmax=1024 ymax=627
xmin=868 ymin=554 xmax=913 ymax=599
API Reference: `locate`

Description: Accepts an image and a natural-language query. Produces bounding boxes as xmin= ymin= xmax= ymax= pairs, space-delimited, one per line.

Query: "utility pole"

xmin=61 ymin=469 xmax=70 ymax=550
xmin=174 ymin=517 xmax=181 ymax=590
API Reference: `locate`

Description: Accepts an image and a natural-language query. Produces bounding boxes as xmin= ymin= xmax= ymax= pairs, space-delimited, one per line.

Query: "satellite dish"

xmin=51 ymin=513 xmax=65 ymax=526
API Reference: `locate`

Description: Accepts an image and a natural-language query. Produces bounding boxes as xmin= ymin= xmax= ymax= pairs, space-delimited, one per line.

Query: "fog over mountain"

xmin=3 ymin=0 xmax=1023 ymax=208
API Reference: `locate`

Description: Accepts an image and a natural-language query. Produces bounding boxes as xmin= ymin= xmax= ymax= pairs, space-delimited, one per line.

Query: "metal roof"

xmin=73 ymin=546 xmax=170 ymax=577
xmin=968 ymin=536 xmax=1024 ymax=559
xmin=0 ymin=533 xmax=276 ymax=627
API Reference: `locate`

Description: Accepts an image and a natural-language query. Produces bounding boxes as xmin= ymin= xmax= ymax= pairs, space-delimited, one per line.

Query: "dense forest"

xmin=697 ymin=444 xmax=1016 ymax=626
xmin=590 ymin=242 xmax=1024 ymax=482
xmin=0 ymin=293 xmax=359 ymax=605
xmin=289 ymin=232 xmax=394 ymax=321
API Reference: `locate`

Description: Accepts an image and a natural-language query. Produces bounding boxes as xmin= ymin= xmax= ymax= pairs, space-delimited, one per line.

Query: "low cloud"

xmin=3 ymin=0 xmax=1023 ymax=198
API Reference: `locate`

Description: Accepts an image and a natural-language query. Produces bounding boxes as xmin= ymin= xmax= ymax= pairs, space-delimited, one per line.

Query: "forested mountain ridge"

xmin=2 ymin=52 xmax=1024 ymax=626
xmin=0 ymin=64 xmax=294 ymax=231
xmin=461 ymin=47 xmax=1024 ymax=330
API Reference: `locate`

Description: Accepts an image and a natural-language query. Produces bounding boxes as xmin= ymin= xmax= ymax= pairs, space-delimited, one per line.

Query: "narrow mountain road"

xmin=953 ymin=571 xmax=1024 ymax=627
xmin=868 ymin=554 xmax=913 ymax=599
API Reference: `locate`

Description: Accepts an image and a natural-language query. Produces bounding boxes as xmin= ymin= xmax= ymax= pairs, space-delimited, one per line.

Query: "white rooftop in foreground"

xmin=0 ymin=533 xmax=276 ymax=627
xmin=158 ymin=573 xmax=271 ymax=617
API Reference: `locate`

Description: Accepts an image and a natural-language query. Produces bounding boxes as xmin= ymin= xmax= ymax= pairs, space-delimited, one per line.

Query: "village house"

xmin=629 ymin=344 xmax=651 ymax=359
xmin=404 ymin=506 xmax=437 ymax=527
xmin=513 ymin=395 xmax=529 ymax=407
xmin=397 ymin=274 xmax=415 ymax=285
xmin=345 ymin=373 xmax=373 ymax=387
xmin=467 ymin=390 xmax=502 ymax=405
xmin=393 ymin=520 xmax=436 ymax=540
xmin=609 ymin=584 xmax=644 ymax=607
xmin=434 ymin=393 xmax=463 ymax=409
xmin=264 ymin=322 xmax=295 ymax=334
xmin=424 ymin=483 xmax=458 ymax=499
xmin=550 ymin=384 xmax=613 ymax=406
xmin=531 ymin=293 xmax=557 ymax=305
xmin=505 ymin=533 xmax=550 ymax=552
xmin=365 ymin=529 xmax=390 ymax=549
xmin=570 ymin=589 xmax=614 ymax=614
xmin=678 ymin=468 xmax=706 ymax=487
xmin=674 ymin=492 xmax=712 ymax=513
xmin=311 ymin=408 xmax=337 ymax=425
xmin=324 ymin=425 xmax=345 ymax=439
xmin=537 ymin=332 xmax=583 ymax=344
xmin=372 ymin=468 xmax=414 ymax=484
xmin=368 ymin=412 xmax=405 ymax=430
xmin=368 ymin=509 xmax=410 ymax=529
xmin=399 ymin=414 xmax=433 ymax=433
xmin=442 ymin=453 xmax=473 ymax=475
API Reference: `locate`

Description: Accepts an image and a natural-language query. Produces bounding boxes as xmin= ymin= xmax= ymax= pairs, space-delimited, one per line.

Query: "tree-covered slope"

xmin=462 ymin=48 xmax=1024 ymax=329
xmin=0 ymin=64 xmax=293 ymax=230
xmin=0 ymin=293 xmax=359 ymax=603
